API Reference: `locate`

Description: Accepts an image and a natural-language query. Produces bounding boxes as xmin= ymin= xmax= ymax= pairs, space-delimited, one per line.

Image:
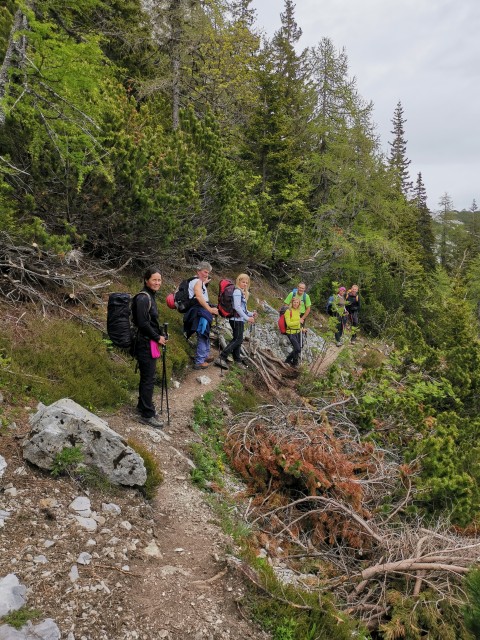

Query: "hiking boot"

xmin=205 ymin=355 xmax=215 ymax=363
xmin=139 ymin=415 xmax=164 ymax=429
xmin=335 ymin=341 xmax=342 ymax=347
xmin=233 ymin=361 xmax=248 ymax=370
xmin=193 ymin=362 xmax=210 ymax=370
xmin=214 ymin=357 xmax=229 ymax=370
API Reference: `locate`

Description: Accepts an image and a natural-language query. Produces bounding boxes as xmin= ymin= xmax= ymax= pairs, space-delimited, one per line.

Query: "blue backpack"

xmin=326 ymin=295 xmax=335 ymax=316
xmin=292 ymin=288 xmax=307 ymax=305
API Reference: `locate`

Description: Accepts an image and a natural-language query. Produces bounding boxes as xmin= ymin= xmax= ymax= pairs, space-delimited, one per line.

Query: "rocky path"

xmin=106 ymin=364 xmax=269 ymax=640
xmin=0 ymin=362 xmax=268 ymax=640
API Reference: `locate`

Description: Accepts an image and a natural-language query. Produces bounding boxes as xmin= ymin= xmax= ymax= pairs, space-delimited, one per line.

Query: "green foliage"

xmin=246 ymin=558 xmax=368 ymax=640
xmin=464 ymin=569 xmax=480 ymax=638
xmin=18 ymin=216 xmax=85 ymax=254
xmin=0 ymin=318 xmax=137 ymax=411
xmin=0 ymin=607 xmax=42 ymax=630
xmin=379 ymin=589 xmax=472 ymax=640
xmin=221 ymin=371 xmax=263 ymax=414
xmin=51 ymin=445 xmax=84 ymax=477
xmin=190 ymin=392 xmax=226 ymax=489
xmin=127 ymin=439 xmax=164 ymax=500
xmin=0 ymin=0 xmax=15 ymax=60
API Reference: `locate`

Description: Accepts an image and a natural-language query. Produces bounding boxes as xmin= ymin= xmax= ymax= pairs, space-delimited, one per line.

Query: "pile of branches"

xmin=0 ymin=232 xmax=121 ymax=325
xmin=225 ymin=400 xmax=480 ymax=630
xmin=218 ymin=332 xmax=298 ymax=395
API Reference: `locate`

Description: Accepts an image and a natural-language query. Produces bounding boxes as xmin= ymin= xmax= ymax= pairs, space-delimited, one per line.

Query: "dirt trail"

xmin=107 ymin=363 xmax=270 ymax=640
xmin=0 ymin=336 xmax=345 ymax=639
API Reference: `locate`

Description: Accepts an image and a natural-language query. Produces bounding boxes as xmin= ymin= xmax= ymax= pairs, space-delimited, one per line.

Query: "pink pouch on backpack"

xmin=150 ymin=340 xmax=161 ymax=359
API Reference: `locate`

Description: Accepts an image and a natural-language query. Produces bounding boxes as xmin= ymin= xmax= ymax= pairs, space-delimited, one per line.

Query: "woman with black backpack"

xmin=131 ymin=267 xmax=167 ymax=428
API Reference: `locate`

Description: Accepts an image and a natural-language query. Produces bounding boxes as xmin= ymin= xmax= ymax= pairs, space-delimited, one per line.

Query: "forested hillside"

xmin=2 ymin=1 xmax=480 ymax=638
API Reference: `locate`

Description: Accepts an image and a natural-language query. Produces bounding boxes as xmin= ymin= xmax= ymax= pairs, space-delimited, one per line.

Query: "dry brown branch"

xmin=225 ymin=402 xmax=480 ymax=630
xmin=0 ymin=233 xmax=130 ymax=329
xmin=191 ymin=567 xmax=228 ymax=585
xmin=252 ymin=496 xmax=384 ymax=544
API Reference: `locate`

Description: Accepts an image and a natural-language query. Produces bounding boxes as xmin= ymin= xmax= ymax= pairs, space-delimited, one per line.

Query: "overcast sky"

xmin=250 ymin=0 xmax=479 ymax=212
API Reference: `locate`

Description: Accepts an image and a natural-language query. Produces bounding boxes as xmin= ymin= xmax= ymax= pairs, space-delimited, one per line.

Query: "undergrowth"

xmin=190 ymin=391 xmax=226 ymax=489
xmin=0 ymin=317 xmax=137 ymax=411
xmin=0 ymin=607 xmax=42 ymax=629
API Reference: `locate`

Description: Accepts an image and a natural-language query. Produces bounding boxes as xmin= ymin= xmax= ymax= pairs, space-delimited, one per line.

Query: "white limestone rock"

xmin=23 ymin=398 xmax=147 ymax=486
xmin=0 ymin=574 xmax=27 ymax=617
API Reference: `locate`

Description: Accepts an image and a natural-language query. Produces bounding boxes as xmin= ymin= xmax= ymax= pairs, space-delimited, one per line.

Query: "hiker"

xmin=284 ymin=297 xmax=305 ymax=366
xmin=215 ymin=273 xmax=256 ymax=371
xmin=183 ymin=261 xmax=219 ymax=370
xmin=284 ymin=282 xmax=311 ymax=324
xmin=346 ymin=284 xmax=360 ymax=343
xmin=334 ymin=286 xmax=348 ymax=347
xmin=131 ymin=267 xmax=167 ymax=428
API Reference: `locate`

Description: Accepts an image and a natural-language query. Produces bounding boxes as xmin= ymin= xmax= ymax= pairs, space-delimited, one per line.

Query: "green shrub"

xmin=51 ymin=445 xmax=84 ymax=477
xmin=190 ymin=393 xmax=226 ymax=488
xmin=464 ymin=569 xmax=480 ymax=637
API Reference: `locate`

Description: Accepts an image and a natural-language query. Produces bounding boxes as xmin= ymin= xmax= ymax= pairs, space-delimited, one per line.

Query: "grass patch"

xmin=190 ymin=392 xmax=226 ymax=489
xmin=222 ymin=371 xmax=264 ymax=414
xmin=1 ymin=607 xmax=42 ymax=629
xmin=0 ymin=316 xmax=137 ymax=411
xmin=127 ymin=439 xmax=164 ymax=500
xmin=243 ymin=556 xmax=369 ymax=640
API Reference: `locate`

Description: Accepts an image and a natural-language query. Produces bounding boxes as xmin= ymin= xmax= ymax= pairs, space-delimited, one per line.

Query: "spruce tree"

xmin=412 ymin=172 xmax=436 ymax=270
xmin=242 ymin=0 xmax=314 ymax=261
xmin=437 ymin=192 xmax=454 ymax=270
xmin=469 ymin=198 xmax=479 ymax=253
xmin=388 ymin=100 xmax=413 ymax=196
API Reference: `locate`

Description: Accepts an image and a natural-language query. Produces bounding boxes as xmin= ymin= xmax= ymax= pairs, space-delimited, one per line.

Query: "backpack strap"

xmin=135 ymin=290 xmax=152 ymax=312
xmin=292 ymin=288 xmax=307 ymax=304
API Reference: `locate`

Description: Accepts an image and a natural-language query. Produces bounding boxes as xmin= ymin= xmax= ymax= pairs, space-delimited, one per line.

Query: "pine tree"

xmin=388 ymin=100 xmax=413 ymax=196
xmin=412 ymin=172 xmax=436 ymax=270
xmin=242 ymin=0 xmax=314 ymax=261
xmin=437 ymin=192 xmax=454 ymax=270
xmin=469 ymin=198 xmax=479 ymax=253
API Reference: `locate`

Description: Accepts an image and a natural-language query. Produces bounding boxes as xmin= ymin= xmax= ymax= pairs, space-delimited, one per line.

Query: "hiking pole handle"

xmin=163 ymin=322 xmax=169 ymax=340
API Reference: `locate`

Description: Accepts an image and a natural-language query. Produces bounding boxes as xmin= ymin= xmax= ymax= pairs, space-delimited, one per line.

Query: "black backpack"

xmin=173 ymin=277 xmax=196 ymax=313
xmin=107 ymin=291 xmax=150 ymax=351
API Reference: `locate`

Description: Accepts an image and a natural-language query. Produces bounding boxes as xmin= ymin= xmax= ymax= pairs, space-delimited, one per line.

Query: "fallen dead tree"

xmin=225 ymin=403 xmax=480 ymax=630
xmin=0 ymin=231 xmax=129 ymax=326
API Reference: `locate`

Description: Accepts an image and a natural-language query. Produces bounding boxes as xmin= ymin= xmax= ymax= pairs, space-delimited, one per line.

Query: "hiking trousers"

xmin=222 ymin=320 xmax=244 ymax=362
xmin=286 ymin=333 xmax=302 ymax=365
xmin=135 ymin=339 xmax=157 ymax=418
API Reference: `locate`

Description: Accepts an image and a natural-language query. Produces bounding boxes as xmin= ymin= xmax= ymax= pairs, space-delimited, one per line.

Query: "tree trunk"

xmin=0 ymin=9 xmax=27 ymax=126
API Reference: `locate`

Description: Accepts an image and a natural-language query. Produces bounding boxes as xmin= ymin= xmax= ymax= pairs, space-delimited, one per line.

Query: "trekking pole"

xmin=215 ymin=316 xmax=224 ymax=378
xmin=160 ymin=322 xmax=170 ymax=425
xmin=300 ymin=329 xmax=303 ymax=364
